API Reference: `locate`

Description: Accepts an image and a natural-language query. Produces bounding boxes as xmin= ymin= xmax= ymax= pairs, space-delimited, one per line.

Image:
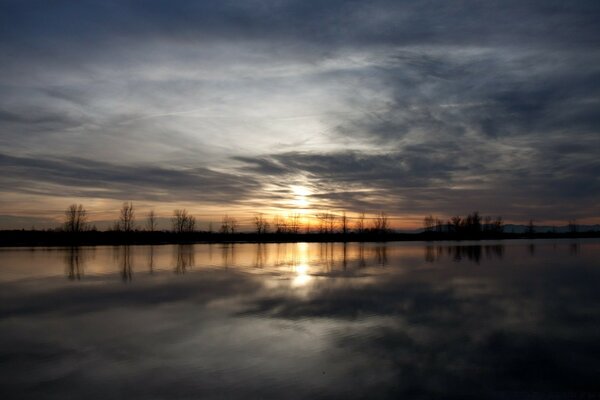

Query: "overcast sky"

xmin=0 ymin=0 xmax=599 ymax=229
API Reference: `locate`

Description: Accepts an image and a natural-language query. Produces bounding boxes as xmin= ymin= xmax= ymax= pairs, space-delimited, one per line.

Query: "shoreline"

xmin=1 ymin=230 xmax=598 ymax=247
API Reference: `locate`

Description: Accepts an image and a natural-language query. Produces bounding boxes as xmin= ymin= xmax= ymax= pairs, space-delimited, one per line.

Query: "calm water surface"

xmin=1 ymin=240 xmax=599 ymax=399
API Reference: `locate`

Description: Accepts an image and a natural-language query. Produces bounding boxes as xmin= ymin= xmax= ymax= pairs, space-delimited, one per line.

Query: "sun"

xmin=290 ymin=185 xmax=312 ymax=209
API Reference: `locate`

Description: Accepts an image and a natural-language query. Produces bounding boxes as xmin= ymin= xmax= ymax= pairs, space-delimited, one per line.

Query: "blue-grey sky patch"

xmin=0 ymin=0 xmax=598 ymax=227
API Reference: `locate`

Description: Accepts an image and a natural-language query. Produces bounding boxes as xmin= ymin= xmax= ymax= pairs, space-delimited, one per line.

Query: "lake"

xmin=1 ymin=240 xmax=599 ymax=399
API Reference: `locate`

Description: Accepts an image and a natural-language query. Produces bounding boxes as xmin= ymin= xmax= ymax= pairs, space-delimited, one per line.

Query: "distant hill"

xmin=400 ymin=224 xmax=600 ymax=234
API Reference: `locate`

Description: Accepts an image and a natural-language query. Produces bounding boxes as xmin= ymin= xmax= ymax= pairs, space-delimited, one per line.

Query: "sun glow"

xmin=292 ymin=263 xmax=312 ymax=287
xmin=291 ymin=243 xmax=312 ymax=287
xmin=290 ymin=185 xmax=312 ymax=209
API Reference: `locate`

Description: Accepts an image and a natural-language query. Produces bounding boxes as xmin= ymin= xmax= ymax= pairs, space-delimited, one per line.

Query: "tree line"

xmin=61 ymin=203 xmax=393 ymax=234
xmin=423 ymin=212 xmax=504 ymax=235
xmin=61 ymin=202 xmax=582 ymax=237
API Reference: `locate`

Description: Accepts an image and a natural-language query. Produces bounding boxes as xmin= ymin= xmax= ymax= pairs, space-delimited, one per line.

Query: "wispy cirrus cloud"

xmin=0 ymin=0 xmax=598 ymax=226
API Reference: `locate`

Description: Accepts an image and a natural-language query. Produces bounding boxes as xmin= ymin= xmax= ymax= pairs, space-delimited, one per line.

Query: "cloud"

xmin=0 ymin=152 xmax=262 ymax=204
xmin=0 ymin=0 xmax=598 ymax=224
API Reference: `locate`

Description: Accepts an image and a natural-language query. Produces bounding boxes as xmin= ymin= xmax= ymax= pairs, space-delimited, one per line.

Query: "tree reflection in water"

xmin=65 ymin=246 xmax=88 ymax=280
xmin=148 ymin=245 xmax=155 ymax=274
xmin=175 ymin=244 xmax=195 ymax=274
xmin=426 ymin=244 xmax=505 ymax=263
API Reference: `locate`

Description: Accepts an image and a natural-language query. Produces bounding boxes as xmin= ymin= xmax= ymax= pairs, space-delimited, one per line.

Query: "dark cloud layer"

xmin=0 ymin=152 xmax=261 ymax=203
xmin=0 ymin=0 xmax=598 ymax=225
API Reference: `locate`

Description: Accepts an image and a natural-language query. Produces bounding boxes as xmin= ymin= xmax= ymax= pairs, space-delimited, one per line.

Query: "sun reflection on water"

xmin=292 ymin=263 xmax=312 ymax=287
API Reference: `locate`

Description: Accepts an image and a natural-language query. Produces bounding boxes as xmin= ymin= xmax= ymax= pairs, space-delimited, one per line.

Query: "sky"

xmin=0 ymin=0 xmax=599 ymax=229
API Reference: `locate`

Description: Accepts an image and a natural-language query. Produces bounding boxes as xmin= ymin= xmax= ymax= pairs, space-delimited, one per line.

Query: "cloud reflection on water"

xmin=0 ymin=240 xmax=599 ymax=399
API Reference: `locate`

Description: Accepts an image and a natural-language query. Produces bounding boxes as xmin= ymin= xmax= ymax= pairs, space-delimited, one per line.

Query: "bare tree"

xmin=172 ymin=209 xmax=195 ymax=233
xmin=492 ymin=216 xmax=504 ymax=233
xmin=315 ymin=213 xmax=328 ymax=234
xmin=526 ymin=219 xmax=535 ymax=236
xmin=254 ymin=213 xmax=270 ymax=234
xmin=273 ymin=215 xmax=287 ymax=234
xmin=341 ymin=212 xmax=349 ymax=235
xmin=450 ymin=216 xmax=462 ymax=233
xmin=423 ymin=215 xmax=435 ymax=232
xmin=288 ymin=213 xmax=301 ymax=234
xmin=64 ymin=204 xmax=88 ymax=232
xmin=221 ymin=215 xmax=238 ymax=234
xmin=315 ymin=212 xmax=337 ymax=234
xmin=117 ymin=202 xmax=135 ymax=232
xmin=355 ymin=212 xmax=366 ymax=233
xmin=146 ymin=210 xmax=157 ymax=232
xmin=372 ymin=211 xmax=389 ymax=233
xmin=327 ymin=213 xmax=337 ymax=233
xmin=568 ymin=219 xmax=578 ymax=234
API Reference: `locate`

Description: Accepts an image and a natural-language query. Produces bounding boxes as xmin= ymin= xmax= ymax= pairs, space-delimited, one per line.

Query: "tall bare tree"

xmin=341 ymin=212 xmax=349 ymax=235
xmin=146 ymin=210 xmax=157 ymax=232
xmin=355 ymin=212 xmax=366 ymax=233
xmin=64 ymin=204 xmax=88 ymax=233
xmin=118 ymin=202 xmax=136 ymax=232
xmin=315 ymin=212 xmax=337 ymax=234
xmin=254 ymin=213 xmax=270 ymax=234
xmin=450 ymin=216 xmax=462 ymax=233
xmin=221 ymin=215 xmax=238 ymax=234
xmin=568 ymin=219 xmax=578 ymax=234
xmin=172 ymin=209 xmax=195 ymax=233
xmin=372 ymin=211 xmax=390 ymax=233
xmin=423 ymin=215 xmax=435 ymax=232
xmin=273 ymin=215 xmax=287 ymax=234
xmin=288 ymin=213 xmax=301 ymax=234
xmin=315 ymin=213 xmax=328 ymax=234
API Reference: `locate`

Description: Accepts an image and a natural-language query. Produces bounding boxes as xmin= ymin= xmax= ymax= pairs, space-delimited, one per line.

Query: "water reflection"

xmin=148 ymin=245 xmax=155 ymax=274
xmin=221 ymin=243 xmax=235 ymax=268
xmin=53 ymin=242 xmax=593 ymax=284
xmin=65 ymin=246 xmax=87 ymax=280
xmin=174 ymin=244 xmax=195 ymax=274
xmin=1 ymin=240 xmax=599 ymax=399
xmin=569 ymin=241 xmax=580 ymax=255
xmin=426 ymin=244 xmax=504 ymax=263
xmin=253 ymin=243 xmax=267 ymax=268
xmin=113 ymin=245 xmax=133 ymax=282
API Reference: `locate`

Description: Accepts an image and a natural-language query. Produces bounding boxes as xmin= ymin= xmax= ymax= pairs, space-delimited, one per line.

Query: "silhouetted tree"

xmin=568 ymin=219 xmax=578 ymax=234
xmin=464 ymin=211 xmax=482 ymax=235
xmin=288 ymin=213 xmax=301 ymax=234
xmin=372 ymin=212 xmax=390 ymax=233
xmin=526 ymin=219 xmax=535 ymax=236
xmin=64 ymin=204 xmax=88 ymax=232
xmin=273 ymin=215 xmax=287 ymax=234
xmin=315 ymin=212 xmax=336 ymax=234
xmin=355 ymin=212 xmax=366 ymax=233
xmin=492 ymin=216 xmax=504 ymax=233
xmin=341 ymin=212 xmax=349 ymax=235
xmin=117 ymin=202 xmax=135 ymax=232
xmin=146 ymin=210 xmax=157 ymax=232
xmin=172 ymin=209 xmax=195 ymax=233
xmin=424 ymin=215 xmax=435 ymax=232
xmin=315 ymin=213 xmax=327 ymax=234
xmin=450 ymin=216 xmax=462 ymax=234
xmin=220 ymin=215 xmax=238 ymax=234
xmin=254 ymin=213 xmax=270 ymax=234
